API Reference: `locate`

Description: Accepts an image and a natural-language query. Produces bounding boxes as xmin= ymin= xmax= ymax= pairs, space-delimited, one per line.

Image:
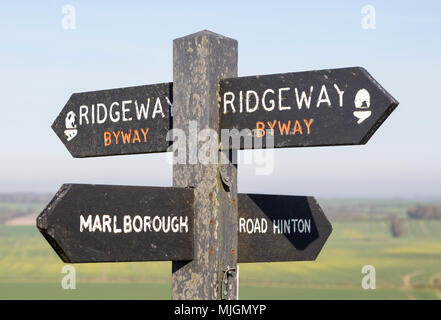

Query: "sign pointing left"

xmin=52 ymin=83 xmax=173 ymax=158
xmin=36 ymin=184 xmax=194 ymax=263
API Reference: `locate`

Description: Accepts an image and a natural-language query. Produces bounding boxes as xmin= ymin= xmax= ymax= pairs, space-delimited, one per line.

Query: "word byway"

xmin=104 ymin=128 xmax=149 ymax=146
xmin=256 ymin=119 xmax=314 ymax=137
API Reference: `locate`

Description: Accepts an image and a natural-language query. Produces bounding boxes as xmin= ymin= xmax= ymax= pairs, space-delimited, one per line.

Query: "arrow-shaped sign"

xmin=237 ymin=194 xmax=332 ymax=263
xmin=52 ymin=67 xmax=397 ymax=157
xmin=37 ymin=185 xmax=330 ymax=264
xmin=220 ymin=67 xmax=398 ymax=149
xmin=36 ymin=184 xmax=194 ymax=263
xmin=52 ymin=83 xmax=173 ymax=158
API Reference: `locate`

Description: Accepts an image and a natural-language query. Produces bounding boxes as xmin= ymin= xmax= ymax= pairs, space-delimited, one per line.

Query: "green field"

xmin=1 ymin=215 xmax=440 ymax=299
xmin=0 ymin=202 xmax=42 ymax=224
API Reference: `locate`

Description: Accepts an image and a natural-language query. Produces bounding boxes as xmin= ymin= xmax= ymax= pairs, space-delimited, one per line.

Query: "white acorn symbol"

xmin=353 ymin=88 xmax=372 ymax=124
xmin=64 ymin=111 xmax=78 ymax=141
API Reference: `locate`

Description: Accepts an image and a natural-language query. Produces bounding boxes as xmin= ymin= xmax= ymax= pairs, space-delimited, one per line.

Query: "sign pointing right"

xmin=237 ymin=194 xmax=332 ymax=263
xmin=220 ymin=67 xmax=398 ymax=149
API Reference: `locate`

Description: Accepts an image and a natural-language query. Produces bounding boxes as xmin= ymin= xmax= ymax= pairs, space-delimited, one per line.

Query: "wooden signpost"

xmin=38 ymin=30 xmax=398 ymax=300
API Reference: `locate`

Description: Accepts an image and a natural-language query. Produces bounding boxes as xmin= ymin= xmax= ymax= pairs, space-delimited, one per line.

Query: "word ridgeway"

xmin=77 ymin=97 xmax=170 ymax=126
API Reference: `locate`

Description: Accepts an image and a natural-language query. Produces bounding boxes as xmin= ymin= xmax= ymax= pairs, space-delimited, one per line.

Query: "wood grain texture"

xmin=171 ymin=30 xmax=238 ymax=300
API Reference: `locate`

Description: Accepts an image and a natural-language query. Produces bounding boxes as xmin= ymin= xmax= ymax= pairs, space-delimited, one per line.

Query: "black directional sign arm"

xmin=37 ymin=184 xmax=195 ymax=263
xmin=53 ymin=67 xmax=398 ymax=157
xmin=237 ymin=194 xmax=332 ymax=263
xmin=219 ymin=67 xmax=398 ymax=150
xmin=52 ymin=83 xmax=173 ymax=158
xmin=37 ymin=184 xmax=71 ymax=262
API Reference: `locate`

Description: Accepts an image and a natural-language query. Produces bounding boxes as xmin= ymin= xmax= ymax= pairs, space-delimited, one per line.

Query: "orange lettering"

xmin=104 ymin=131 xmax=111 ymax=146
xmin=293 ymin=120 xmax=303 ymax=135
xmin=278 ymin=120 xmax=291 ymax=135
xmin=112 ymin=130 xmax=121 ymax=144
xmin=303 ymin=118 xmax=314 ymax=135
xmin=132 ymin=129 xmax=141 ymax=143
xmin=256 ymin=121 xmax=265 ymax=137
xmin=121 ymin=130 xmax=132 ymax=144
xmin=266 ymin=120 xmax=277 ymax=135
xmin=141 ymin=128 xmax=149 ymax=142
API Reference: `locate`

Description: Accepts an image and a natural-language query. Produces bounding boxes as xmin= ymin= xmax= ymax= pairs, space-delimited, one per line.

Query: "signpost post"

xmin=171 ymin=30 xmax=239 ymax=300
xmin=38 ymin=29 xmax=398 ymax=301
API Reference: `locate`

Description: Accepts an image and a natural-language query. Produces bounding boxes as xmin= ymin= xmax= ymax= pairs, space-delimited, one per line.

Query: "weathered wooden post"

xmin=172 ymin=30 xmax=238 ymax=300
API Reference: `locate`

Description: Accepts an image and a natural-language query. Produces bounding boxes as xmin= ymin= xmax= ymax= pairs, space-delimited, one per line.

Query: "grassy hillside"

xmin=0 ymin=216 xmax=440 ymax=299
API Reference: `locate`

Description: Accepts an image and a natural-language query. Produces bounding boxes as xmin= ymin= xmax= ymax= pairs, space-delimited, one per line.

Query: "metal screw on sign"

xmin=221 ymin=266 xmax=236 ymax=300
xmin=220 ymin=166 xmax=232 ymax=190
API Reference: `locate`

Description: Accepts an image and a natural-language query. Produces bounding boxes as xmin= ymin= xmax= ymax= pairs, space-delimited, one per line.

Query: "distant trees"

xmin=0 ymin=193 xmax=52 ymax=203
xmin=407 ymin=205 xmax=441 ymax=220
xmin=390 ymin=215 xmax=403 ymax=238
xmin=434 ymin=277 xmax=441 ymax=289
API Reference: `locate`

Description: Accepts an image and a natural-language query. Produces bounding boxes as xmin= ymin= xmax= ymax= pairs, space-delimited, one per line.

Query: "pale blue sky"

xmin=1 ymin=1 xmax=440 ymax=198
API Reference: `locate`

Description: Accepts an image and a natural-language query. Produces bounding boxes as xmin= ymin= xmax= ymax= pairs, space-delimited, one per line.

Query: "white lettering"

xmin=278 ymin=87 xmax=291 ymax=110
xmin=123 ymin=215 xmax=132 ymax=233
xmin=246 ymin=90 xmax=259 ymax=113
xmin=96 ymin=103 xmax=107 ymax=124
xmin=152 ymin=98 xmax=165 ymax=118
xmin=80 ymin=215 xmax=92 ymax=232
xmin=135 ymin=98 xmax=150 ymax=120
xmin=295 ymin=86 xmax=313 ymax=109
xmin=122 ymin=100 xmax=132 ymax=121
xmin=79 ymin=105 xmax=89 ymax=125
xmin=262 ymin=89 xmax=275 ymax=111
xmin=110 ymin=102 xmax=120 ymax=122
xmin=316 ymin=85 xmax=331 ymax=107
xmin=223 ymin=92 xmax=236 ymax=114
xmin=334 ymin=84 xmax=345 ymax=107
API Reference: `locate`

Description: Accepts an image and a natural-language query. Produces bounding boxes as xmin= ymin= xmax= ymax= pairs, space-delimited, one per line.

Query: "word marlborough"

xmin=80 ymin=214 xmax=190 ymax=234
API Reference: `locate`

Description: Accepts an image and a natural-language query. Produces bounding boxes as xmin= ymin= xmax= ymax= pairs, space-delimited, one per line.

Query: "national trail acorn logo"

xmin=353 ymin=89 xmax=372 ymax=124
xmin=64 ymin=111 xmax=78 ymax=141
